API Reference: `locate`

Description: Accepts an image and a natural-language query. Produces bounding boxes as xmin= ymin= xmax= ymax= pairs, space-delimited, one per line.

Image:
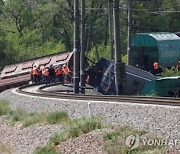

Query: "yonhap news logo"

xmin=125 ymin=134 xmax=180 ymax=150
xmin=125 ymin=134 xmax=140 ymax=150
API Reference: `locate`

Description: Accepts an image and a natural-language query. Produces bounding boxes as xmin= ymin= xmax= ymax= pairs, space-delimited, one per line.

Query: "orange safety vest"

xmin=153 ymin=62 xmax=159 ymax=70
xmin=30 ymin=69 xmax=33 ymax=76
xmin=33 ymin=68 xmax=39 ymax=75
xmin=63 ymin=66 xmax=70 ymax=75
xmin=56 ymin=68 xmax=62 ymax=76
xmin=44 ymin=68 xmax=49 ymax=76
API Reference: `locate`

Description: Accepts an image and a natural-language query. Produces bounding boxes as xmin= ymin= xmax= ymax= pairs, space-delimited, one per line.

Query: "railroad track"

xmin=16 ymin=83 xmax=180 ymax=107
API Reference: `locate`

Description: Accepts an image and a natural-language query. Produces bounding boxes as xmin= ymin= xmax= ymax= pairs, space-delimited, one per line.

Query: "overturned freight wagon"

xmin=130 ymin=32 xmax=180 ymax=71
xmin=87 ymin=58 xmax=157 ymax=95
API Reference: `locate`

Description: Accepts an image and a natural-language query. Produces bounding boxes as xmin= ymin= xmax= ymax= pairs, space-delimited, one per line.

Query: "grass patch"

xmin=0 ymin=100 xmax=70 ymax=128
xmin=34 ymin=145 xmax=58 ymax=154
xmin=8 ymin=109 xmax=29 ymax=125
xmin=0 ymin=100 xmax=10 ymax=115
xmin=103 ymin=126 xmax=165 ymax=154
xmin=50 ymin=117 xmax=103 ymax=145
xmin=50 ymin=131 xmax=68 ymax=145
xmin=46 ymin=112 xmax=69 ymax=124
xmin=161 ymin=67 xmax=180 ymax=77
xmin=7 ymin=110 xmax=70 ymax=127
xmin=22 ymin=111 xmax=70 ymax=127
xmin=22 ymin=113 xmax=47 ymax=127
xmin=103 ymin=126 xmax=147 ymax=142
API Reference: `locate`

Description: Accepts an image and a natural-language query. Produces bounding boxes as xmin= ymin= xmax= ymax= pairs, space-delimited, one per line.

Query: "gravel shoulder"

xmin=0 ymin=115 xmax=109 ymax=154
xmin=0 ymin=116 xmax=63 ymax=154
xmin=57 ymin=129 xmax=110 ymax=154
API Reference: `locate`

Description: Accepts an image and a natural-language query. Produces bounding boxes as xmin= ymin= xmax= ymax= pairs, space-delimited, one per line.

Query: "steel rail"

xmin=17 ymin=84 xmax=180 ymax=107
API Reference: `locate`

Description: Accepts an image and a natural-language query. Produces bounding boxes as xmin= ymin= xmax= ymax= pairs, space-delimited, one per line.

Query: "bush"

xmin=50 ymin=131 xmax=69 ymax=145
xmin=6 ymin=110 xmax=71 ymax=127
xmin=22 ymin=113 xmax=46 ymax=127
xmin=78 ymin=117 xmax=103 ymax=134
xmin=0 ymin=100 xmax=10 ymax=115
xmin=50 ymin=117 xmax=103 ymax=145
xmin=9 ymin=109 xmax=28 ymax=123
xmin=46 ymin=112 xmax=69 ymax=124
xmin=34 ymin=146 xmax=58 ymax=154
xmin=161 ymin=67 xmax=180 ymax=77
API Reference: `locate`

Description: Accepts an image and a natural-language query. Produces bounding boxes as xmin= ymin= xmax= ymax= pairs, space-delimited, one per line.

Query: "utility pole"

xmin=80 ymin=0 xmax=86 ymax=94
xmin=113 ymin=0 xmax=125 ymax=95
xmin=108 ymin=0 xmax=114 ymax=60
xmin=127 ymin=0 xmax=132 ymax=65
xmin=73 ymin=0 xmax=80 ymax=94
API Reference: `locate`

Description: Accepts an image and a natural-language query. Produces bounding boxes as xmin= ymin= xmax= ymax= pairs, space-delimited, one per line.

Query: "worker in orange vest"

xmin=43 ymin=67 xmax=50 ymax=85
xmin=55 ymin=66 xmax=63 ymax=82
xmin=153 ymin=61 xmax=159 ymax=74
xmin=32 ymin=65 xmax=39 ymax=83
xmin=62 ymin=64 xmax=70 ymax=83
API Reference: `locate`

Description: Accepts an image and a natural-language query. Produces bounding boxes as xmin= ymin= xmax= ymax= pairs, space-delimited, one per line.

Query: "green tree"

xmin=0 ymin=0 xmax=180 ymax=70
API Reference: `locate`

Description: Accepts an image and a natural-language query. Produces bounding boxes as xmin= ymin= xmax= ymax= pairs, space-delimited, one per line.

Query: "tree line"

xmin=0 ymin=0 xmax=180 ymax=70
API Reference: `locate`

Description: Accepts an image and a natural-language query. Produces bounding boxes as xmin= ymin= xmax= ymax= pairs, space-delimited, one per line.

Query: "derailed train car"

xmin=0 ymin=51 xmax=73 ymax=92
xmin=130 ymin=32 xmax=180 ymax=71
xmin=87 ymin=58 xmax=157 ymax=95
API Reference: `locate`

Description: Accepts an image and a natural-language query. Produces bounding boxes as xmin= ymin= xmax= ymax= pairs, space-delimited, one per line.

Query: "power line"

xmin=150 ymin=10 xmax=180 ymax=14
xmin=132 ymin=25 xmax=179 ymax=32
xmin=85 ymin=8 xmax=107 ymax=10
xmin=85 ymin=7 xmax=180 ymax=14
xmin=132 ymin=5 xmax=180 ymax=11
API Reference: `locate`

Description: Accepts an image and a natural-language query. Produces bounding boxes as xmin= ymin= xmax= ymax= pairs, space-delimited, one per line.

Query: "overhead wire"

xmin=85 ymin=3 xmax=180 ymax=12
xmin=131 ymin=25 xmax=179 ymax=32
xmin=82 ymin=1 xmax=180 ymax=31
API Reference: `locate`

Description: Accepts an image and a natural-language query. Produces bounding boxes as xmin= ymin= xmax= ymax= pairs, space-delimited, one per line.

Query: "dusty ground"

xmin=0 ymin=115 xmax=109 ymax=154
xmin=0 ymin=115 xmax=179 ymax=154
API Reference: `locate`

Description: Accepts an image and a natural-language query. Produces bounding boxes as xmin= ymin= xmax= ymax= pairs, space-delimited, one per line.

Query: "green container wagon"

xmin=141 ymin=76 xmax=180 ymax=97
xmin=130 ymin=32 xmax=180 ymax=71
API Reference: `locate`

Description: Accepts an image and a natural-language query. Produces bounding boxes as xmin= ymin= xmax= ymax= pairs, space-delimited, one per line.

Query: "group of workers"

xmin=30 ymin=64 xmax=71 ymax=85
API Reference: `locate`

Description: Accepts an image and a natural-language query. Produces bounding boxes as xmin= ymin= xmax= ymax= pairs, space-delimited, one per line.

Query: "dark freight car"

xmin=87 ymin=58 xmax=157 ymax=95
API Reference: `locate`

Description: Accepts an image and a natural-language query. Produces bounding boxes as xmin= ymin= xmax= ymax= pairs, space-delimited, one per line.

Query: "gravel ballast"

xmin=0 ymin=87 xmax=180 ymax=153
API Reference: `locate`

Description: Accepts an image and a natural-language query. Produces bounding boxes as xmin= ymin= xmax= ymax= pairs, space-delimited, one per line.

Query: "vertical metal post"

xmin=127 ymin=0 xmax=132 ymax=65
xmin=113 ymin=0 xmax=124 ymax=95
xmin=73 ymin=0 xmax=80 ymax=94
xmin=108 ymin=0 xmax=114 ymax=60
xmin=80 ymin=0 xmax=86 ymax=94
